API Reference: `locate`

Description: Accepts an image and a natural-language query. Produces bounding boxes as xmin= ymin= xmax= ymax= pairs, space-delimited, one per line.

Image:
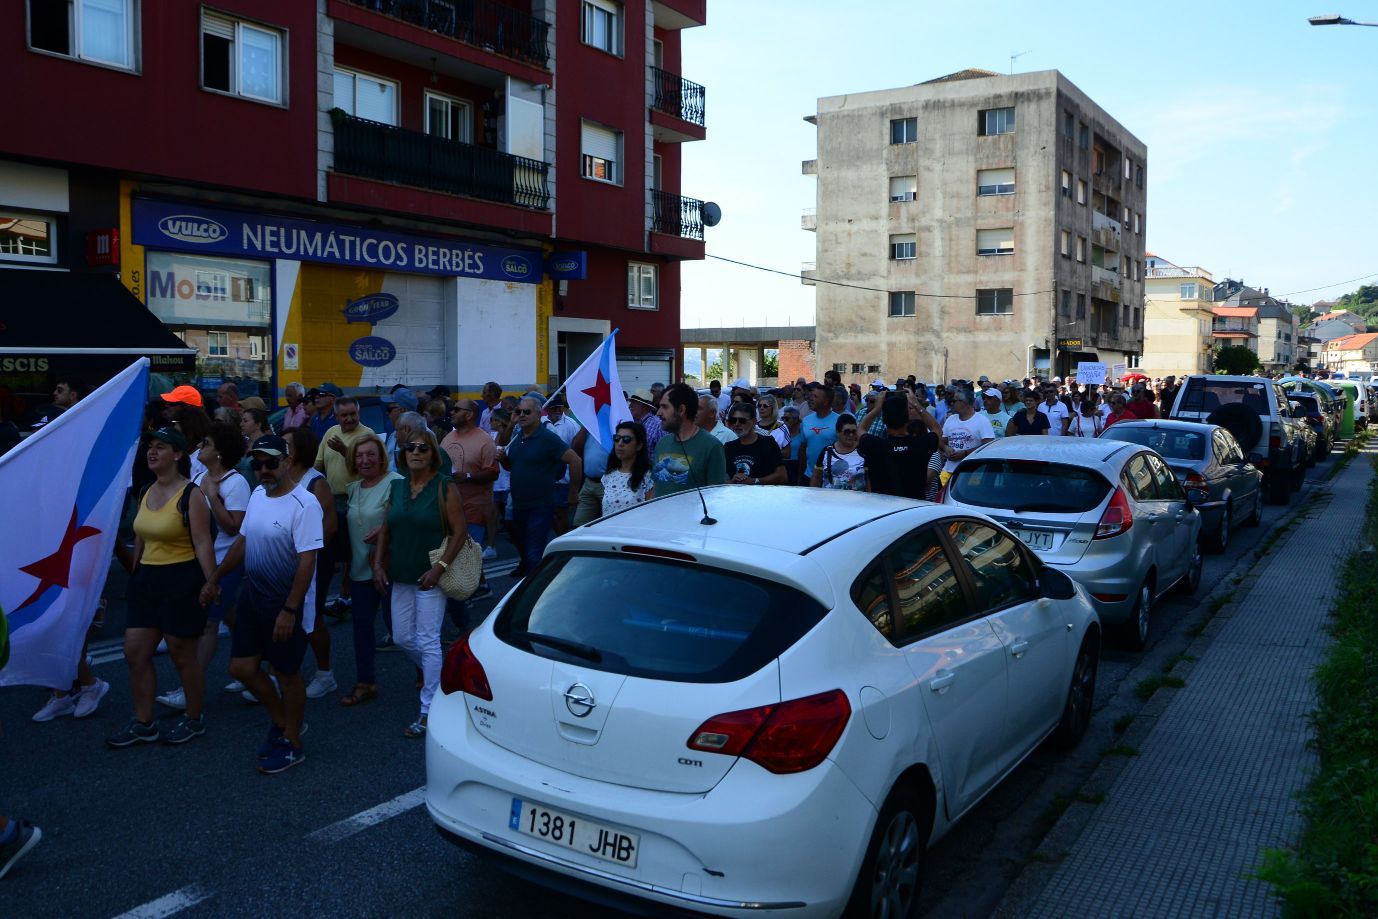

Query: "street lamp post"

xmin=1308 ymin=13 xmax=1378 ymax=26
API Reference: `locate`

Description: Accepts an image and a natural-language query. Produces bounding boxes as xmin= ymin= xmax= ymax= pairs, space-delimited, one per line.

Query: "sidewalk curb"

xmin=992 ymin=471 xmax=1340 ymax=919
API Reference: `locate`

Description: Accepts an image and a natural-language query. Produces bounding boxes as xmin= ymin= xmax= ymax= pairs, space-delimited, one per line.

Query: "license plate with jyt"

xmin=1015 ymin=529 xmax=1055 ymax=551
xmin=510 ymin=798 xmax=640 ymax=868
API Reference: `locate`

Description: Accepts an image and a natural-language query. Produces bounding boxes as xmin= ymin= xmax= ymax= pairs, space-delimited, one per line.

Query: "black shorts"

xmin=126 ymin=561 xmax=207 ymax=639
xmin=231 ymin=593 xmax=310 ymax=676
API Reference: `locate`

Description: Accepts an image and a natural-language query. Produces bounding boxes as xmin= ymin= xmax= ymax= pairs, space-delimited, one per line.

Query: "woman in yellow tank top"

xmin=108 ymin=427 xmax=217 ymax=748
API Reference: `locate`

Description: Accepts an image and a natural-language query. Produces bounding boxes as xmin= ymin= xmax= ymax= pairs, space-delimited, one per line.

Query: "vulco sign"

xmin=157 ymin=215 xmax=228 ymax=245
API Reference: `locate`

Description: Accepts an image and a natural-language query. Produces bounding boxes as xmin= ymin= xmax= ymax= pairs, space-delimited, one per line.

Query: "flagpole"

xmin=542 ymin=328 xmax=619 ymax=409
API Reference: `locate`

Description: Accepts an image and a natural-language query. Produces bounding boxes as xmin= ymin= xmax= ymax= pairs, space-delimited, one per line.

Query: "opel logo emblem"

xmin=563 ymin=682 xmax=596 ymax=718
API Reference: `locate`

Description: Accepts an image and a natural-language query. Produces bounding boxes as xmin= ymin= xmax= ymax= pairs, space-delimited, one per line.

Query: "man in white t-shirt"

xmin=203 ymin=434 xmax=323 ymax=775
xmin=1038 ymin=384 xmax=1072 ymax=436
xmin=941 ymin=390 xmax=996 ymax=474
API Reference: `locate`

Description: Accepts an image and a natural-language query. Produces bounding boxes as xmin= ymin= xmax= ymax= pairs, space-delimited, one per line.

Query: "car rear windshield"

xmin=1176 ymin=378 xmax=1271 ymax=416
xmin=1290 ymin=394 xmax=1320 ymax=415
xmin=948 ymin=459 xmax=1113 ymax=514
xmin=1100 ymin=427 xmax=1206 ymax=461
xmin=493 ymin=551 xmax=828 ymax=683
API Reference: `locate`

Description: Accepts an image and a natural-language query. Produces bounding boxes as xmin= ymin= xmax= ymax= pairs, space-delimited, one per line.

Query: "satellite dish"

xmin=701 ymin=201 xmax=722 ymax=228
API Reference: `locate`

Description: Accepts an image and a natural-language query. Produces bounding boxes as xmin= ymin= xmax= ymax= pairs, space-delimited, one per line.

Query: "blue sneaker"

xmin=257 ymin=723 xmax=284 ymax=759
xmin=258 ymin=745 xmax=306 ymax=774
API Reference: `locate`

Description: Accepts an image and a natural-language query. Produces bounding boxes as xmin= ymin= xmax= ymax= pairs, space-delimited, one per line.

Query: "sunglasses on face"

xmin=514 ymin=408 xmax=534 ymax=416
xmin=403 ymin=442 xmax=432 ymax=453
xmin=727 ymin=417 xmax=753 ymax=426
xmin=840 ymin=428 xmax=858 ymax=437
xmin=612 ymin=434 xmax=636 ymax=445
xmin=249 ymin=455 xmax=282 ymax=472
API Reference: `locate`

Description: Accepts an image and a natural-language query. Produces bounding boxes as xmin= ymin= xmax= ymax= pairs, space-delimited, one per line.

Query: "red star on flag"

xmin=581 ymin=370 xmax=613 ymax=414
xmin=15 ymin=506 xmax=101 ymax=611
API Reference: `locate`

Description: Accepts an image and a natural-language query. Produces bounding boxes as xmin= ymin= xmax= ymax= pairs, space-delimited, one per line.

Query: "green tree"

xmin=705 ymin=360 xmax=723 ymax=381
xmin=1335 ymin=284 xmax=1378 ymax=327
xmin=762 ymin=350 xmax=779 ymax=377
xmin=1214 ymin=345 xmax=1262 ymax=375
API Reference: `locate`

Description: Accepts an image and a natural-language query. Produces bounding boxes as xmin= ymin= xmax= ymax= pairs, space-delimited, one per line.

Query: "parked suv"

xmin=1286 ymin=391 xmax=1336 ymax=462
xmin=1167 ymin=375 xmax=1308 ymax=504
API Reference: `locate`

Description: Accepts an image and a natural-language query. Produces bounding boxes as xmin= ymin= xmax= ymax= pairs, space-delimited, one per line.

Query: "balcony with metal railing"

xmin=331 ymin=111 xmax=550 ymax=210
xmin=650 ymin=66 xmax=706 ymax=142
xmin=648 ymin=190 xmax=706 ymax=260
xmin=335 ymin=0 xmax=550 ymax=70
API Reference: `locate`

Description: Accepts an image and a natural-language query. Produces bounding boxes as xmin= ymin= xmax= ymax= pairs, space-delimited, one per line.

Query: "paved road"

xmin=0 ymin=456 xmax=1338 ymax=918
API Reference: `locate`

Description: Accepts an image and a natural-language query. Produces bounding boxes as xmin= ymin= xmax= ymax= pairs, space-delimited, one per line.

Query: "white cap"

xmin=870 ymin=379 xmax=887 ymax=390
xmin=730 ymin=377 xmax=752 ymax=390
xmin=983 ymin=388 xmax=1001 ymax=399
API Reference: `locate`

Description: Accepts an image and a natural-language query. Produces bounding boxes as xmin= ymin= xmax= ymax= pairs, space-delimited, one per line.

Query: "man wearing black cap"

xmin=309 ymin=384 xmax=341 ymax=441
xmin=202 ymin=435 xmax=323 ymax=774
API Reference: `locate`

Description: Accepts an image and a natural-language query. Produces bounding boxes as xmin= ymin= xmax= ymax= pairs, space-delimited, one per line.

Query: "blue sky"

xmin=680 ymin=0 xmax=1377 ymax=331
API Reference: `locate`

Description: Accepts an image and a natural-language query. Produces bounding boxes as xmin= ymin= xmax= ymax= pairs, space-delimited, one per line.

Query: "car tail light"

xmin=1091 ymin=592 xmax=1128 ymax=602
xmin=1184 ymin=472 xmax=1207 ymax=489
xmin=1094 ymin=487 xmax=1134 ymax=540
xmin=1269 ymin=422 xmax=1281 ymax=452
xmin=687 ymin=689 xmax=852 ymax=775
xmin=440 ymin=634 xmax=492 ymax=700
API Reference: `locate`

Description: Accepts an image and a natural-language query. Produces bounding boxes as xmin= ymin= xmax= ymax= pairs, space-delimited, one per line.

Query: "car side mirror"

xmin=1039 ymin=567 xmax=1077 ymax=600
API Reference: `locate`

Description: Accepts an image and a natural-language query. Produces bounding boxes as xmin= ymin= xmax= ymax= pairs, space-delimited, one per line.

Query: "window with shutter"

xmin=889 ymin=175 xmax=917 ymax=202
xmin=581 ymin=121 xmax=621 ymax=183
xmin=977 ymin=168 xmax=1014 ymax=196
xmin=976 ymin=228 xmax=1014 ymax=256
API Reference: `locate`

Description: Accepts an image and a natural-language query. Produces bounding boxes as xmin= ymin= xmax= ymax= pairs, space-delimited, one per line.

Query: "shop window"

xmin=581 ymin=121 xmax=621 ymax=184
xmin=0 ymin=212 xmax=58 ymax=264
xmin=202 ymin=11 xmax=283 ymax=104
xmin=29 ymin=0 xmax=137 ymax=70
xmin=627 ymin=262 xmax=657 ymax=310
xmin=334 ymin=68 xmax=398 ymax=126
xmin=581 ymin=0 xmax=621 ymax=56
xmin=425 ymin=91 xmax=473 ymax=144
xmin=207 ymin=331 xmax=229 ymax=357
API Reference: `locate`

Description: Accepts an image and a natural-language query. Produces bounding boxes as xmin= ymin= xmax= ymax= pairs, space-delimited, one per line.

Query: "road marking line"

xmin=111 ymin=884 xmax=212 ymax=919
xmin=306 ymin=786 xmax=427 ymax=844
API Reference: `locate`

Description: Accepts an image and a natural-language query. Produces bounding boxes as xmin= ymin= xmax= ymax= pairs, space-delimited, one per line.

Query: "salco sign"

xmin=349 ymin=336 xmax=397 ymax=367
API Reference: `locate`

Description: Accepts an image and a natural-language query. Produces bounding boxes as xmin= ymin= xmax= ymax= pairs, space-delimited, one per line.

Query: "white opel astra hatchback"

xmin=426 ymin=487 xmax=1100 ymax=919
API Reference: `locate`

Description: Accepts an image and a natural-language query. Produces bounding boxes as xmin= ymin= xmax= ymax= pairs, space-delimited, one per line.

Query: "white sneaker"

xmin=482 ymin=546 xmax=497 ymax=560
xmin=217 ymin=622 xmax=231 ymax=638
xmin=242 ymin=675 xmax=279 ymax=703
xmin=155 ymin=687 xmax=187 ymax=710
xmin=32 ymin=693 xmax=76 ymax=722
xmin=224 ymin=680 xmax=245 ymax=693
xmin=305 ymin=670 xmax=338 ymax=699
xmin=73 ymin=679 xmax=110 ymax=718
xmin=155 ymin=638 xmax=168 ymax=654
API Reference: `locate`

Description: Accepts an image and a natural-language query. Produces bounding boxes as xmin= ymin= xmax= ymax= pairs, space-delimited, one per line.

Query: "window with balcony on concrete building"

xmin=1060 ymin=170 xmax=1072 ymax=199
xmin=1060 ymin=229 xmax=1071 ymax=258
xmin=1075 ymin=236 xmax=1086 ymax=262
xmin=581 ymin=121 xmax=622 ymax=184
xmin=889 ymin=175 xmax=917 ymax=202
xmin=425 ymin=91 xmax=473 ymax=143
xmin=890 ymin=234 xmax=916 ymax=260
xmin=203 ymin=12 xmax=283 ymax=105
xmin=976 ymin=167 xmax=1014 ymax=196
xmin=581 ymin=0 xmax=622 ymax=56
xmin=979 ymin=107 xmax=1015 ymax=136
xmin=1076 ymin=179 xmax=1086 ymax=205
xmin=1180 ymin=283 xmax=1198 ymax=299
xmin=976 ymin=288 xmax=1013 ymax=316
xmin=627 ymin=262 xmax=657 ymax=310
xmin=890 ymin=117 xmax=918 ymax=144
xmin=889 ymin=291 xmax=916 ymax=317
xmin=29 ymin=0 xmax=137 ymax=69
xmin=0 ymin=212 xmax=57 ymax=264
xmin=334 ymin=68 xmax=398 ymax=126
xmin=976 ymin=228 xmax=1013 ymax=256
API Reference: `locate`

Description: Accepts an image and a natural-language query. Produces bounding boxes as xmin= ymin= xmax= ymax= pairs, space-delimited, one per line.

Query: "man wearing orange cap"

xmin=161 ymin=385 xmax=203 ymax=409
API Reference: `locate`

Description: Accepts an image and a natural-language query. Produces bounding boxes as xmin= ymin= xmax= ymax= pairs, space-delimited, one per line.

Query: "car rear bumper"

xmin=424 ymin=691 xmax=873 ymax=918
xmin=1048 ymin=558 xmax=1139 ymax=625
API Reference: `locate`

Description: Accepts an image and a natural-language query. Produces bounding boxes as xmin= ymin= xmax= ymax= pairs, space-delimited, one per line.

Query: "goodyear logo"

xmin=157 ymin=215 xmax=228 ymax=245
xmin=348 ymin=336 xmax=397 ymax=367
xmin=341 ymin=293 xmax=400 ymax=324
xmin=501 ymin=255 xmax=532 ymax=279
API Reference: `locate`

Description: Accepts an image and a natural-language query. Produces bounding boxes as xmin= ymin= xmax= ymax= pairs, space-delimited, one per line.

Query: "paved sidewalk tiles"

xmin=1013 ymin=448 xmax=1375 ymax=918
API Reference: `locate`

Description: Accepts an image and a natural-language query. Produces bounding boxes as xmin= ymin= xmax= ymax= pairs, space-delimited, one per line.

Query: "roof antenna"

xmin=1009 ymin=49 xmax=1032 ymax=74
xmin=672 ymin=402 xmax=716 ymax=526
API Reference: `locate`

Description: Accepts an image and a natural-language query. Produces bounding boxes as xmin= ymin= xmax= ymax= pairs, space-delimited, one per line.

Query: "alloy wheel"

xmin=871 ymin=810 xmax=921 ymax=919
xmin=1136 ymin=584 xmax=1152 ymax=646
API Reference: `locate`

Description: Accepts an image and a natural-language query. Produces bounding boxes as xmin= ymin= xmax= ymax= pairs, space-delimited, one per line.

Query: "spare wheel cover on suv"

xmin=1207 ymin=403 xmax=1263 ymax=452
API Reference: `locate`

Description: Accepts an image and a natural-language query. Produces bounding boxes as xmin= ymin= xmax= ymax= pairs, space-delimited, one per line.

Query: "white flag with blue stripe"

xmin=0 ymin=358 xmax=148 ymax=688
xmin=561 ymin=330 xmax=632 ymax=452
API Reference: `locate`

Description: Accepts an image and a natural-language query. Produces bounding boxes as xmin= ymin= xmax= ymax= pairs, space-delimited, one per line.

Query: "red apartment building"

xmin=0 ymin=0 xmax=706 ymax=418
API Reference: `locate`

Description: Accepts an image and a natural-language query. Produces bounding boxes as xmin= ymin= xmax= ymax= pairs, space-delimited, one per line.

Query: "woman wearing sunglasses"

xmin=372 ymin=425 xmax=465 ymax=738
xmin=601 ymin=422 xmax=655 ymax=516
xmin=810 ymin=414 xmax=869 ymax=491
xmin=339 ymin=434 xmax=400 ymax=707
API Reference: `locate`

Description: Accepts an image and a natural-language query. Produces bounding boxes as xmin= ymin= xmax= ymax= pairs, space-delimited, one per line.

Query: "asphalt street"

xmin=0 ymin=455 xmax=1338 ymax=919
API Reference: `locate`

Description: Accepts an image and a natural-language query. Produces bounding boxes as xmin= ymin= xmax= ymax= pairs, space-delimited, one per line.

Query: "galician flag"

xmin=0 ymin=358 xmax=148 ymax=688
xmin=559 ymin=330 xmax=632 ymax=452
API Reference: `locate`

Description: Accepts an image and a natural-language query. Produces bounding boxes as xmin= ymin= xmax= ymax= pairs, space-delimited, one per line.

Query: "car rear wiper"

xmin=512 ymin=630 xmax=603 ymax=663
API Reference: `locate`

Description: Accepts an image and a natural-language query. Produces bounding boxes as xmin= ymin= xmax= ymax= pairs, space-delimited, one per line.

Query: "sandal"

xmin=403 ymin=718 xmax=428 ymax=738
xmin=340 ymin=683 xmax=378 ymax=707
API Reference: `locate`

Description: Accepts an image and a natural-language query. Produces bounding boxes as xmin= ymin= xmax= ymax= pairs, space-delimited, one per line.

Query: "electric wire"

xmin=706 ymin=253 xmax=1057 ymax=299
